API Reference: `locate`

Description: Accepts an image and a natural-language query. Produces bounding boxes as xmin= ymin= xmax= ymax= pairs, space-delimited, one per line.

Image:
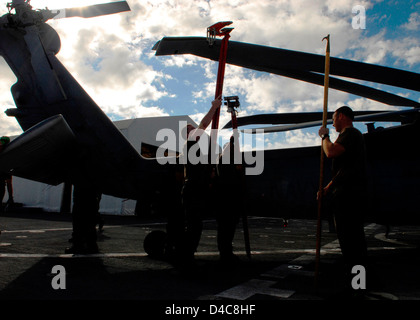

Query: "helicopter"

xmin=0 ymin=0 xmax=419 ymax=256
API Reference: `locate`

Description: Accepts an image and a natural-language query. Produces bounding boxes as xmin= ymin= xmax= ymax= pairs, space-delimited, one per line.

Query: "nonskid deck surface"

xmin=0 ymin=211 xmax=419 ymax=304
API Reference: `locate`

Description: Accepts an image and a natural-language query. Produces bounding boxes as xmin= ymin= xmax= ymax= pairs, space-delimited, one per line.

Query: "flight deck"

xmin=1 ymin=210 xmax=419 ymax=309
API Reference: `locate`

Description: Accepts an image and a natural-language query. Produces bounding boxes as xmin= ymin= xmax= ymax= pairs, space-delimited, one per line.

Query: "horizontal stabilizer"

xmin=0 ymin=115 xmax=76 ymax=185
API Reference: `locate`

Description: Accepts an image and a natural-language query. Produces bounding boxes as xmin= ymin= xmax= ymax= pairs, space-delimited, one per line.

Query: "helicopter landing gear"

xmin=143 ymin=230 xmax=168 ymax=259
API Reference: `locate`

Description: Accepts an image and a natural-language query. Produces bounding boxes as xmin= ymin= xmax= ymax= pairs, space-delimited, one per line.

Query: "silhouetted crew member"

xmin=319 ymin=106 xmax=368 ymax=275
xmin=177 ymin=97 xmax=222 ymax=266
xmin=0 ymin=136 xmax=14 ymax=211
xmin=65 ymin=183 xmax=101 ymax=254
xmin=215 ymin=135 xmax=244 ymax=264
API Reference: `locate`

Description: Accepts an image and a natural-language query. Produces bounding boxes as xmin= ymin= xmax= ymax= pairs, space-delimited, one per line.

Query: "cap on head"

xmin=335 ymin=106 xmax=354 ymax=121
xmin=0 ymin=136 xmax=10 ymax=145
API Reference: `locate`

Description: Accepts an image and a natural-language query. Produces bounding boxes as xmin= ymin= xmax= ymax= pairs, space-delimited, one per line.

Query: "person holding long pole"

xmin=315 ymin=34 xmax=331 ymax=286
xmin=318 ymin=105 xmax=368 ymax=294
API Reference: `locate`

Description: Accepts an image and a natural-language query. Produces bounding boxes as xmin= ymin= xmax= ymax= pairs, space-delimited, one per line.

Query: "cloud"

xmin=162 ymin=56 xmax=197 ymax=68
xmin=0 ymin=113 xmax=22 ymax=136
xmin=402 ymin=12 xmax=420 ymax=31
xmin=390 ymin=37 xmax=420 ymax=67
xmin=264 ymin=129 xmax=321 ymax=150
xmin=0 ymin=58 xmax=22 ymax=135
xmin=0 ymin=0 xmax=418 ymax=145
xmin=348 ymin=29 xmax=420 ymax=67
xmin=50 ymin=15 xmax=170 ymax=119
xmin=126 ymin=105 xmax=169 ymax=118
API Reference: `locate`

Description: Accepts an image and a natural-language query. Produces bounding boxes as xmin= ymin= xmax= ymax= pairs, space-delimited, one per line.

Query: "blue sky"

xmin=367 ymin=0 xmax=417 ymax=37
xmin=0 ymin=0 xmax=419 ymax=150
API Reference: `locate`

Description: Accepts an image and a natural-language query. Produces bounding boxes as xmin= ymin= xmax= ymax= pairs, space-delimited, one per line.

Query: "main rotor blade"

xmin=243 ymin=108 xmax=420 ymax=134
xmin=223 ymin=110 xmax=418 ymax=129
xmin=154 ymin=37 xmax=420 ymax=93
xmin=54 ymin=1 xmax=130 ymax=19
xmin=275 ymin=68 xmax=419 ymax=107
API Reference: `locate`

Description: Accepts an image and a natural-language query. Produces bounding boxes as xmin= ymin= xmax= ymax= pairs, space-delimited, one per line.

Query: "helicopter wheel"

xmin=143 ymin=230 xmax=168 ymax=259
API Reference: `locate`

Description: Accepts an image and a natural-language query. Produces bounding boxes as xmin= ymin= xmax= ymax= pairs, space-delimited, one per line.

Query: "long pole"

xmin=210 ymin=32 xmax=231 ymax=156
xmin=315 ymin=34 xmax=330 ymax=287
